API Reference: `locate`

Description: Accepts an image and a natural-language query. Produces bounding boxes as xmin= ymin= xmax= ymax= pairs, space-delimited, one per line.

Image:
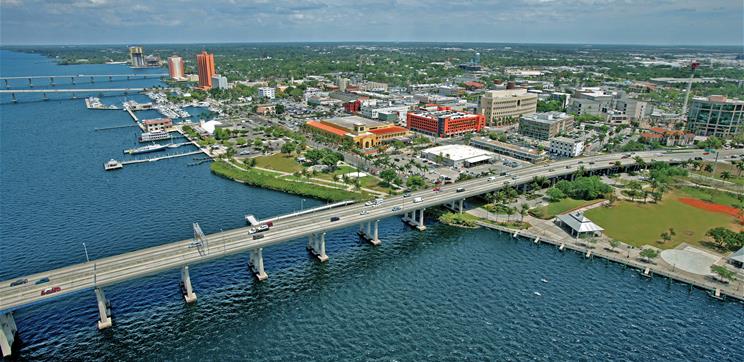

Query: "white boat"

xmin=124 ymin=144 xmax=166 ymax=155
xmin=104 ymin=159 xmax=122 ymax=171
xmin=138 ymin=131 xmax=170 ymax=142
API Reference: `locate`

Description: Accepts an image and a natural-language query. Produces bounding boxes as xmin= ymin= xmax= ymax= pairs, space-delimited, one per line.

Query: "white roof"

xmin=422 ymin=144 xmax=494 ymax=162
xmin=199 ymin=120 xmax=222 ymax=135
xmin=465 ymin=155 xmax=492 ymax=164
xmin=556 ymin=212 xmax=604 ymax=233
xmin=731 ymin=247 xmax=744 ymax=263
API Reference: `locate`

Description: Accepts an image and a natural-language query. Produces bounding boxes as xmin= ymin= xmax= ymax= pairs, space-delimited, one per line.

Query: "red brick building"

xmin=406 ymin=106 xmax=486 ymax=138
xmin=344 ymin=100 xmax=361 ymax=113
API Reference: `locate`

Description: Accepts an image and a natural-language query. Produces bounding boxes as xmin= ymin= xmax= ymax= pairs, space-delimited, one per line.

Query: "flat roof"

xmin=422 ymin=144 xmax=494 ymax=162
xmin=472 ymin=137 xmax=543 ymax=155
xmin=326 ymin=115 xmax=386 ymax=129
xmin=409 ymin=109 xmax=479 ymax=120
xmin=556 ymin=212 xmax=604 ymax=233
xmin=368 ymin=125 xmax=409 ymax=135
xmin=521 ymin=112 xmax=571 ymax=124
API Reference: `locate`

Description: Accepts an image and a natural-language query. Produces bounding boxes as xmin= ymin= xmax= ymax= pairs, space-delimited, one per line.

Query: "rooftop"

xmin=692 ymin=95 xmax=744 ymax=105
xmin=556 ymin=212 xmax=604 ymax=233
xmin=409 ymin=109 xmax=480 ymax=120
xmin=326 ymin=115 xmax=387 ymax=129
xmin=306 ymin=120 xmax=348 ymax=137
xmin=521 ymin=112 xmax=572 ymax=124
xmin=142 ymin=118 xmax=172 ymax=125
xmin=551 ymin=136 xmax=583 ymax=144
xmin=472 ymin=137 xmax=543 ymax=155
xmin=368 ymin=125 xmax=409 ymax=135
xmin=422 ymin=144 xmax=494 ymax=162
xmin=483 ymin=89 xmax=532 ymax=98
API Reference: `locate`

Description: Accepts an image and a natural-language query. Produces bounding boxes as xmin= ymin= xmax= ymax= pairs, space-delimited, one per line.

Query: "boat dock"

xmin=477 ymin=221 xmax=744 ymax=303
xmin=105 ymin=150 xmax=204 ymax=170
xmin=95 ymin=124 xmax=137 ymax=131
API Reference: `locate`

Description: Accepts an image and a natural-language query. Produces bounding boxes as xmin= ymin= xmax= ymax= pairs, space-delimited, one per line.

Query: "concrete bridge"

xmin=0 ymin=149 xmax=730 ymax=357
xmin=0 ymin=88 xmax=161 ymax=102
xmin=1 ymin=74 xmax=167 ymax=88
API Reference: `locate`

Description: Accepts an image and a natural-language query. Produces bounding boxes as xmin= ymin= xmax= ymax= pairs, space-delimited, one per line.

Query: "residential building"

xmin=406 ymin=107 xmax=486 ymax=138
xmin=129 ymin=46 xmax=145 ymax=68
xmin=421 ymin=145 xmax=495 ymax=168
xmin=470 ymin=137 xmax=546 ymax=162
xmin=142 ymin=118 xmax=173 ymax=133
xmin=687 ymin=95 xmax=744 ymax=138
xmin=640 ymin=127 xmax=695 ymax=146
xmin=196 ymin=51 xmax=215 ymax=90
xmin=549 ymin=137 xmax=584 ymax=157
xmin=478 ymin=89 xmax=538 ymax=126
xmin=211 ymin=75 xmax=228 ymax=90
xmin=258 ymin=87 xmax=276 ymax=99
xmin=518 ymin=112 xmax=574 ymax=140
xmin=167 ymin=56 xmax=184 ymax=80
xmin=304 ymin=116 xmax=410 ymax=149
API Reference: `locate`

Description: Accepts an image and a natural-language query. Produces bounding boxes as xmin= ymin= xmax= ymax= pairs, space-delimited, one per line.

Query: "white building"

xmin=258 ymin=87 xmax=276 ymax=99
xmin=421 ymin=144 xmax=495 ymax=168
xmin=549 ymin=137 xmax=584 ymax=157
xmin=211 ymin=75 xmax=228 ymax=90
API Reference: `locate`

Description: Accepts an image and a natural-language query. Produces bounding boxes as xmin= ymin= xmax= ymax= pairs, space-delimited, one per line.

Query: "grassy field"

xmin=314 ymin=165 xmax=359 ymax=181
xmin=253 ymin=153 xmax=303 ymax=173
xmin=691 ymin=161 xmax=744 ymax=186
xmin=677 ymin=186 xmax=743 ymax=208
xmin=584 ymin=193 xmax=735 ymax=250
xmin=211 ymin=161 xmax=370 ymax=202
xmin=530 ymin=198 xmax=604 ymax=219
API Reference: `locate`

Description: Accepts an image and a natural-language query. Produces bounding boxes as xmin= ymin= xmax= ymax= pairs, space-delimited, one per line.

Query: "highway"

xmin=0 ymin=149 xmax=738 ymax=315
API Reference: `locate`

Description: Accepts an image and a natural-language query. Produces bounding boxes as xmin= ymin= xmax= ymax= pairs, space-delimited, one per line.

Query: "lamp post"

xmin=82 ymin=242 xmax=90 ymax=263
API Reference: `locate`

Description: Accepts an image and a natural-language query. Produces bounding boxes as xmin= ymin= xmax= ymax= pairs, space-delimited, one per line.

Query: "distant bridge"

xmin=0 ymin=88 xmax=148 ymax=102
xmin=1 ymin=73 xmax=168 ymax=88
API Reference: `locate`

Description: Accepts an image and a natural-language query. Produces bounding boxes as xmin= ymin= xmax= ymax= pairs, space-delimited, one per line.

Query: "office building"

xmin=129 ymin=46 xmax=145 ymax=68
xmin=142 ymin=118 xmax=173 ymax=133
xmin=614 ymin=98 xmax=648 ymax=121
xmin=167 ymin=56 xmax=184 ymax=80
xmin=406 ymin=107 xmax=486 ymax=138
xmin=211 ymin=75 xmax=228 ymax=90
xmin=687 ymin=95 xmax=744 ymax=138
xmin=549 ymin=137 xmax=584 ymax=157
xmin=258 ymin=87 xmax=276 ymax=99
xmin=518 ymin=112 xmax=574 ymax=140
xmin=478 ymin=89 xmax=538 ymax=126
xmin=304 ymin=116 xmax=410 ymax=149
xmin=470 ymin=137 xmax=546 ymax=162
xmin=196 ymin=51 xmax=215 ymax=90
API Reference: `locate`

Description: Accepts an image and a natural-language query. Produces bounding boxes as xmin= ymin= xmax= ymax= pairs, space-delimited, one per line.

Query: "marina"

xmin=84 ymin=97 xmax=119 ymax=110
xmin=124 ymin=142 xmax=192 ymax=155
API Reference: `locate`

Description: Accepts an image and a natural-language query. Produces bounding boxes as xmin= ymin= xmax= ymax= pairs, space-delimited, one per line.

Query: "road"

xmin=0 ymin=149 xmax=738 ymax=314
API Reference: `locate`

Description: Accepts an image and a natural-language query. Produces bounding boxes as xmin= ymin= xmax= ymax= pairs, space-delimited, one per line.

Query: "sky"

xmin=1 ymin=0 xmax=743 ymax=46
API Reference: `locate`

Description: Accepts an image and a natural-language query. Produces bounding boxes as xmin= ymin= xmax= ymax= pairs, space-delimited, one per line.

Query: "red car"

xmin=41 ymin=286 xmax=61 ymax=296
xmin=433 ymin=187 xmax=441 ymax=192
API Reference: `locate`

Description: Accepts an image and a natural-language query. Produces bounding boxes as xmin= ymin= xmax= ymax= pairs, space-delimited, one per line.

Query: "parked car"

xmin=330 ymin=216 xmax=340 ymax=222
xmin=35 ymin=277 xmax=50 ymax=285
xmin=41 ymin=286 xmax=61 ymax=296
xmin=10 ymin=278 xmax=28 ymax=287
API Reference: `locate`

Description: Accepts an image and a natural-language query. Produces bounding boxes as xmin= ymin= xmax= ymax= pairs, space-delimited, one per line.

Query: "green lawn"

xmin=677 ymin=186 xmax=743 ymax=208
xmin=314 ymin=165 xmax=359 ymax=181
xmin=253 ymin=153 xmax=303 ymax=173
xmin=531 ymin=198 xmax=604 ymax=219
xmin=584 ymin=194 xmax=735 ymax=250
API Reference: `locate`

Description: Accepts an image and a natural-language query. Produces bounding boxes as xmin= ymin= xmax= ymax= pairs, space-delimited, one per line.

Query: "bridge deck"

xmin=0 ymin=150 xmax=729 ymax=313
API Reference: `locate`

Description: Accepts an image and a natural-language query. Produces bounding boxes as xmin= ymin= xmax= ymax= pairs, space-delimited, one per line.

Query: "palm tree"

xmin=608 ymin=239 xmax=621 ymax=252
xmin=720 ymin=171 xmax=732 ymax=180
xmin=704 ymin=164 xmax=714 ymax=174
xmin=735 ymin=160 xmax=744 ymax=177
xmin=634 ymin=156 xmax=646 ymax=171
xmin=519 ymin=203 xmax=530 ymax=222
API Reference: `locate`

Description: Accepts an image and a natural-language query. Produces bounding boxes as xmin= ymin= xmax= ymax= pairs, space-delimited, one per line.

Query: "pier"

xmin=115 ymin=151 xmax=205 ymax=168
xmin=0 ymin=148 xmax=741 ymax=358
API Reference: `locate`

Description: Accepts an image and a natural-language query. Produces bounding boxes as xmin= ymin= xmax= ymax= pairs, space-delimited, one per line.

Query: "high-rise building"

xmin=129 ymin=46 xmax=145 ymax=68
xmin=687 ymin=95 xmax=744 ymax=138
xmin=167 ymin=56 xmax=184 ymax=80
xmin=406 ymin=106 xmax=486 ymax=138
xmin=258 ymin=87 xmax=276 ymax=99
xmin=211 ymin=74 xmax=228 ymax=90
xmin=196 ymin=51 xmax=215 ymax=89
xmin=478 ymin=89 xmax=538 ymax=126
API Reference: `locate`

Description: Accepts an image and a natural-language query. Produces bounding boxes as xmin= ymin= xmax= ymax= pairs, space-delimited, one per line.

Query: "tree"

xmin=242 ymin=157 xmax=256 ymax=168
xmin=519 ymin=203 xmax=530 ymax=222
xmin=706 ymin=227 xmax=744 ymax=250
xmin=659 ymin=231 xmax=671 ymax=243
xmin=406 ymin=175 xmax=426 ymax=190
xmin=710 ymin=265 xmax=737 ymax=282
xmin=546 ymin=188 xmax=566 ymax=202
xmin=379 ymin=168 xmax=397 ymax=186
xmin=639 ymin=248 xmax=659 ymax=262
xmin=607 ymin=191 xmax=618 ymax=206
xmin=608 ymin=239 xmax=621 ymax=252
xmin=704 ymin=164 xmax=714 ymax=174
xmin=281 ymin=142 xmax=296 ymax=155
xmin=720 ymin=171 xmax=732 ymax=180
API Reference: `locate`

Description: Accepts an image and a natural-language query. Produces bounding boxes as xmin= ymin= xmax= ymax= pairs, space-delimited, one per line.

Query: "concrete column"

xmin=307 ymin=234 xmax=315 ymax=251
xmin=49 ymin=77 xmax=55 ymax=86
xmin=0 ymin=312 xmax=17 ymax=358
xmin=417 ymin=208 xmax=426 ymax=231
xmin=27 ymin=78 xmax=32 ymax=87
xmin=249 ymin=248 xmax=268 ymax=281
xmin=366 ymin=221 xmax=371 ymax=237
xmin=458 ymin=199 xmax=464 ymax=213
xmin=367 ymin=219 xmax=381 ymax=246
xmin=3 ymin=79 xmax=7 ymax=88
xmin=90 ymin=76 xmax=95 ymax=83
xmin=181 ymin=266 xmax=197 ymax=304
xmin=94 ymin=287 xmax=112 ymax=329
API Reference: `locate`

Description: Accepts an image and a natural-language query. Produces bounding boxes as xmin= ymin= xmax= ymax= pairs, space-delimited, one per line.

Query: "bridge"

xmin=0 ymin=88 xmax=152 ymax=102
xmin=1 ymin=73 xmax=167 ymax=88
xmin=0 ymin=149 xmax=734 ymax=356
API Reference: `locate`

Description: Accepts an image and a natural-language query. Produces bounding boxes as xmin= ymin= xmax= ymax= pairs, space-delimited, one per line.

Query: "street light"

xmin=82 ymin=242 xmax=90 ymax=263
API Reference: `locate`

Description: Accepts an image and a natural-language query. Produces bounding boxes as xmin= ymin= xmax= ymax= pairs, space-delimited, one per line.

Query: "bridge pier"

xmin=11 ymin=93 xmax=16 ymax=103
xmin=3 ymin=79 xmax=7 ymax=88
xmin=49 ymin=77 xmax=55 ymax=86
xmin=27 ymin=78 xmax=32 ymax=87
xmin=0 ymin=312 xmax=17 ymax=358
xmin=71 ymin=76 xmax=76 ymax=85
xmin=359 ymin=220 xmax=381 ymax=245
xmin=417 ymin=208 xmax=426 ymax=231
xmin=94 ymin=287 xmax=112 ymax=329
xmin=108 ymin=76 xmax=113 ymax=82
xmin=43 ymin=92 xmax=48 ymax=101
xmin=180 ymin=265 xmax=197 ymax=303
xmin=90 ymin=76 xmax=95 ymax=83
xmin=307 ymin=232 xmax=329 ymax=262
xmin=249 ymin=248 xmax=268 ymax=281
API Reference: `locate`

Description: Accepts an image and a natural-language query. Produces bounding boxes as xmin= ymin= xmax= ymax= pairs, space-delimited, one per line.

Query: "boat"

xmin=124 ymin=144 xmax=167 ymax=155
xmin=138 ymin=131 xmax=171 ymax=142
xmin=104 ymin=159 xmax=123 ymax=171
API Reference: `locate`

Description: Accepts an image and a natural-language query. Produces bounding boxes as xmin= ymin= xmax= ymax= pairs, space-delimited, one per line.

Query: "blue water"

xmin=1 ymin=50 xmax=742 ymax=360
